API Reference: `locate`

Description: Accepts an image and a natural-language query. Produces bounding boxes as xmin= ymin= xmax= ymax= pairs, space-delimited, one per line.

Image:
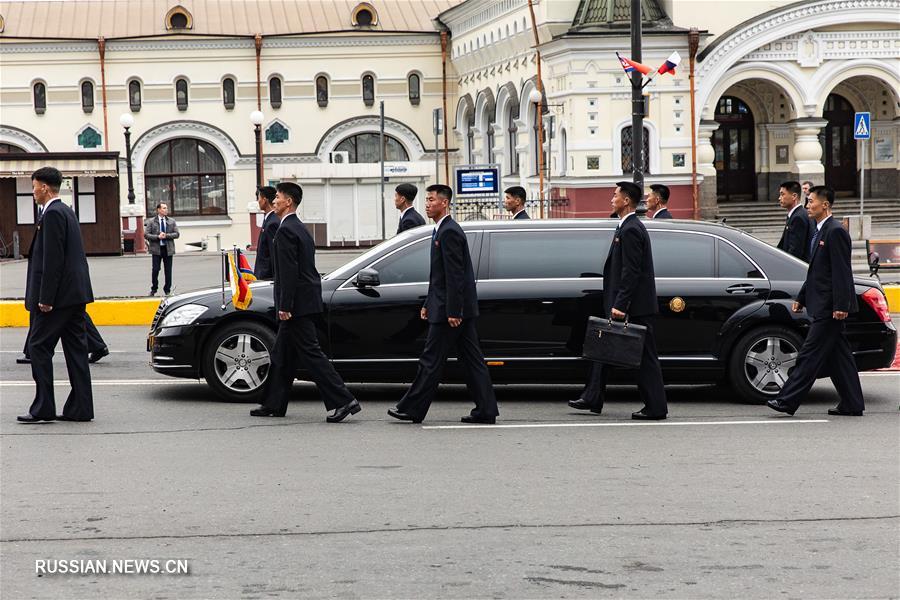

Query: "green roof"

xmin=571 ymin=0 xmax=675 ymax=32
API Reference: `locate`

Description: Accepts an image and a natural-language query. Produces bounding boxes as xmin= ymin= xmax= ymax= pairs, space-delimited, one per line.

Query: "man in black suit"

xmin=253 ymin=186 xmax=278 ymax=280
xmin=569 ymin=181 xmax=667 ymax=420
xmin=768 ymin=186 xmax=865 ymax=417
xmin=776 ymin=180 xmax=813 ymax=261
xmin=18 ymin=167 xmax=95 ymax=423
xmin=503 ymin=186 xmax=529 ymax=220
xmin=389 ymin=184 xmax=499 ymax=424
xmin=17 ymin=311 xmax=108 ymax=364
xmin=250 ymin=182 xmax=361 ymax=422
xmin=647 ymin=184 xmax=672 ymax=219
xmin=395 ymin=183 xmax=426 ymax=234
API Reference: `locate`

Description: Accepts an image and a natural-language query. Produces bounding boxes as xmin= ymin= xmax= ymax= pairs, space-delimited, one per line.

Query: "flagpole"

xmin=220 ymin=249 xmax=226 ymax=310
xmin=631 ymin=0 xmax=646 ymax=214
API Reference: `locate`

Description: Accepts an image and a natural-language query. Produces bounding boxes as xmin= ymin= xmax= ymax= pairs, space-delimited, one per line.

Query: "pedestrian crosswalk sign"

xmin=854 ymin=112 xmax=871 ymax=139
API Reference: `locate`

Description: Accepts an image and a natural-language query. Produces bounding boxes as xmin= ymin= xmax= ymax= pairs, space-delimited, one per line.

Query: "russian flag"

xmin=657 ymin=51 xmax=681 ymax=75
xmin=616 ymin=52 xmax=652 ymax=76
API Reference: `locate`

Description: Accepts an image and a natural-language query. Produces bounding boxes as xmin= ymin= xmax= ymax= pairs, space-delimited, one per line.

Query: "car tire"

xmin=202 ymin=321 xmax=275 ymax=403
xmin=728 ymin=325 xmax=804 ymax=404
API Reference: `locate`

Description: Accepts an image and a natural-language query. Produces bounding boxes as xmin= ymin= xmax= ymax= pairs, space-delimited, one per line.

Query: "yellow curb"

xmin=0 ymin=299 xmax=160 ymax=327
xmin=885 ymin=286 xmax=900 ymax=313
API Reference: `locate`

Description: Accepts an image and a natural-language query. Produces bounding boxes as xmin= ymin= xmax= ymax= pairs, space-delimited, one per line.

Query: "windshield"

xmin=322 ymin=227 xmax=429 ymax=281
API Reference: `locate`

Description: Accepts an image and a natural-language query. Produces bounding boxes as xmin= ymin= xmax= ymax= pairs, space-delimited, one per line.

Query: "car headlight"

xmin=159 ymin=304 xmax=208 ymax=328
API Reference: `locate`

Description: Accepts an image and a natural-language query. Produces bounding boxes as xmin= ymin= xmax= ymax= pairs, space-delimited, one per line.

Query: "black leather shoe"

xmin=460 ymin=415 xmax=496 ymax=424
xmin=568 ymin=398 xmax=602 ymax=414
xmin=17 ymin=414 xmax=54 ymax=423
xmin=250 ymin=406 xmax=283 ymax=417
xmin=15 ymin=355 xmax=31 ymax=364
xmin=149 ymin=290 xmax=157 ymax=297
xmin=88 ymin=347 xmax=110 ymax=364
xmin=827 ymin=407 xmax=863 ymax=416
xmin=327 ymin=399 xmax=361 ymax=423
xmin=56 ymin=415 xmax=92 ymax=422
xmin=631 ymin=410 xmax=666 ymax=421
xmin=387 ymin=408 xmax=422 ymax=423
xmin=766 ymin=399 xmax=796 ymax=416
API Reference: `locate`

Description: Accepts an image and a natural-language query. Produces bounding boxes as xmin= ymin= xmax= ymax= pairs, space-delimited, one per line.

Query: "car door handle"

xmin=726 ymin=283 xmax=755 ymax=294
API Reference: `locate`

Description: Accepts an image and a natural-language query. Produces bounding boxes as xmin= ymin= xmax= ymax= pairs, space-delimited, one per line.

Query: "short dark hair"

xmin=649 ymin=184 xmax=670 ymax=203
xmin=504 ymin=186 xmax=526 ymax=203
xmin=257 ymin=186 xmax=276 ymax=202
xmin=276 ymin=181 xmax=303 ymax=206
xmin=426 ymin=184 xmax=453 ymax=202
xmin=395 ymin=183 xmax=417 ymax=203
xmin=31 ymin=166 xmax=62 ymax=190
xmin=802 ymin=180 xmax=814 ymax=187
xmin=615 ymin=181 xmax=642 ymax=207
xmin=155 ymin=202 xmax=167 ymax=210
xmin=809 ymin=185 xmax=835 ymax=207
xmin=780 ymin=181 xmax=802 ymax=197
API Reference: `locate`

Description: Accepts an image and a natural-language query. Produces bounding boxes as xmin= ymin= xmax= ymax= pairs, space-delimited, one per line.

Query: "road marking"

xmin=0 ymin=379 xmax=195 ymax=387
xmin=423 ymin=419 xmax=830 ymax=430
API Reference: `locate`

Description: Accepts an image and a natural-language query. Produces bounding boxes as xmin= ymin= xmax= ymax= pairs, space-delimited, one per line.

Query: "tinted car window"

xmin=651 ymin=232 xmax=715 ymax=277
xmin=374 ymin=239 xmax=430 ymax=284
xmin=488 ymin=230 xmax=611 ymax=279
xmin=718 ymin=240 xmax=763 ymax=279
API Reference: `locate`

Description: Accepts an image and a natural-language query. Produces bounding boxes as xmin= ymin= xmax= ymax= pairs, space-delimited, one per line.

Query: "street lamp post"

xmin=250 ymin=110 xmax=265 ymax=187
xmin=119 ymin=113 xmax=136 ymax=205
xmin=119 ymin=113 xmax=142 ymax=254
xmin=528 ymin=87 xmax=546 ymax=218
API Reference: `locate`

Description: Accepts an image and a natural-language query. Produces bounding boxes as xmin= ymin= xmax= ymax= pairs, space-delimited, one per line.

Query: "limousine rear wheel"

xmin=728 ymin=325 xmax=803 ymax=404
xmin=202 ymin=321 xmax=275 ymax=403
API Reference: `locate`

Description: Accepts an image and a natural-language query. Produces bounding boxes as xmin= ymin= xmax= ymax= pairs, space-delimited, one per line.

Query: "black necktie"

xmin=809 ymin=227 xmax=820 ymax=257
xmin=161 ymin=218 xmax=166 ymax=234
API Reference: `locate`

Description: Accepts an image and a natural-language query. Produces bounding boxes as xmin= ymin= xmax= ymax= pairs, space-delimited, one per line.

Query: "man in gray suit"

xmin=144 ymin=202 xmax=180 ymax=296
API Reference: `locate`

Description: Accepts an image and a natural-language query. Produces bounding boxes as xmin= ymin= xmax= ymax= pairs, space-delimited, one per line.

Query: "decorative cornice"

xmin=0 ymin=125 xmax=48 ymax=152
xmin=440 ymin=0 xmax=527 ymax=37
xmin=0 ymin=41 xmax=97 ymax=54
xmin=315 ymin=115 xmax=426 ymax=160
xmin=744 ymin=30 xmax=900 ymax=66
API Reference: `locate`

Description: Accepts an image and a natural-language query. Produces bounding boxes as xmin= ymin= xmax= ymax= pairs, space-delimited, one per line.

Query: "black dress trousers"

xmin=28 ymin=304 xmax=94 ymax=420
xmin=396 ymin=319 xmax=499 ymax=422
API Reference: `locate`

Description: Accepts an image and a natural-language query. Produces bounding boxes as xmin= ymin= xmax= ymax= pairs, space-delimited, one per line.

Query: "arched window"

xmin=0 ymin=143 xmax=27 ymax=153
xmin=269 ymin=77 xmax=282 ymax=109
xmin=408 ymin=73 xmax=421 ymax=106
xmin=352 ymin=3 xmax=377 ymax=26
xmin=144 ymin=138 xmax=227 ymax=217
xmin=334 ymin=133 xmax=409 ymax=163
xmin=81 ymin=81 xmax=94 ymax=113
xmin=316 ymin=76 xmax=329 ymax=107
xmin=33 ymin=82 xmax=46 ymax=114
xmin=222 ymin=78 xmax=235 ymax=109
xmin=621 ymin=125 xmax=651 ymax=174
xmin=362 ymin=74 xmax=375 ymax=107
xmin=506 ymin=101 xmax=519 ymax=174
xmin=175 ymin=78 xmax=189 ymax=111
xmin=129 ymin=80 xmax=142 ymax=112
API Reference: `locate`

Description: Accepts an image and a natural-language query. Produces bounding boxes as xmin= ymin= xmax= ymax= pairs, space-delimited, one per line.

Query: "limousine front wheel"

xmin=728 ymin=325 xmax=803 ymax=404
xmin=202 ymin=321 xmax=275 ymax=402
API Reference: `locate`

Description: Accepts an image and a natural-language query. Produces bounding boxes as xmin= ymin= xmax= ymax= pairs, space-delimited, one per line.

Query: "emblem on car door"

xmin=669 ymin=297 xmax=686 ymax=313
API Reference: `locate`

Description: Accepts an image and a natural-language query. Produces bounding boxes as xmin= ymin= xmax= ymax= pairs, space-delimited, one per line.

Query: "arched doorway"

xmin=821 ymin=93 xmax=857 ymax=196
xmin=714 ymin=96 xmax=755 ymax=201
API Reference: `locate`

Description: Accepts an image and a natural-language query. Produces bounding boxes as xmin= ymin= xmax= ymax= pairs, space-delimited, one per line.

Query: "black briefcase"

xmin=582 ymin=316 xmax=646 ymax=368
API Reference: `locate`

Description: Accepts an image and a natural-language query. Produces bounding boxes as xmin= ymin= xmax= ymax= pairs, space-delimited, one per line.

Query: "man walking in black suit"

xmin=144 ymin=202 xmax=179 ymax=296
xmin=776 ymin=180 xmax=813 ymax=261
xmin=569 ymin=181 xmax=667 ymax=420
xmin=503 ymin=186 xmax=530 ymax=220
xmin=18 ymin=167 xmax=95 ymax=423
xmin=253 ymin=186 xmax=279 ymax=280
xmin=250 ymin=182 xmax=361 ymax=422
xmin=395 ymin=183 xmax=426 ymax=234
xmin=768 ymin=186 xmax=865 ymax=417
xmin=647 ymin=184 xmax=672 ymax=219
xmin=389 ymin=184 xmax=499 ymax=424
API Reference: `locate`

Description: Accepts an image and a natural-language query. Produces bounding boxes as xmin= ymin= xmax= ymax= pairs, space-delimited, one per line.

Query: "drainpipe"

xmin=440 ymin=30 xmax=450 ymax=185
xmin=255 ymin=34 xmax=265 ymax=181
xmin=688 ymin=28 xmax=700 ymax=220
xmin=98 ymin=37 xmax=110 ymax=151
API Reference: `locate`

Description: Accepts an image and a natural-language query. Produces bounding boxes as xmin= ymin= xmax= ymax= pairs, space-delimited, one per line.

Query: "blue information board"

xmin=853 ymin=112 xmax=871 ymax=140
xmin=455 ymin=165 xmax=500 ymax=196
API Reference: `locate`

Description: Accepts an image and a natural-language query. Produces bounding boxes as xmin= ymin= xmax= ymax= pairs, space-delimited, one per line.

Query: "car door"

xmin=650 ymin=231 xmax=769 ymax=360
xmin=475 ymin=228 xmax=611 ymax=362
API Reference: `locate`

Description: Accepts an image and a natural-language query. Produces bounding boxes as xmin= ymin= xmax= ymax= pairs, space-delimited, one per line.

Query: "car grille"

xmin=150 ymin=299 xmax=168 ymax=330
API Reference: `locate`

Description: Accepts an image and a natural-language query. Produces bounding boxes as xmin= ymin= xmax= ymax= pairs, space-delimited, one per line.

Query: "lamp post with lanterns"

xmin=250 ymin=110 xmax=265 ymax=187
xmin=119 ymin=113 xmax=136 ymax=205
xmin=528 ymin=87 xmax=546 ymax=219
xmin=119 ymin=113 xmax=144 ymax=253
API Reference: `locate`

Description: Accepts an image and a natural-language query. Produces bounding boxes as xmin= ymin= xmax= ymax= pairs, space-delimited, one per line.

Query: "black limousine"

xmin=148 ymin=219 xmax=896 ymax=404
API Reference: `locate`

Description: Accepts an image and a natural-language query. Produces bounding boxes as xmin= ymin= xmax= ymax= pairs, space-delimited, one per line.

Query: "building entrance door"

xmin=714 ymin=96 xmax=756 ymax=201
xmin=821 ymin=93 xmax=857 ymax=196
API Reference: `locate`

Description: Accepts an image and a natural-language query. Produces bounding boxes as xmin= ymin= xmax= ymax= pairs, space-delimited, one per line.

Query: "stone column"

xmin=756 ymin=124 xmax=770 ymax=201
xmin=790 ymin=118 xmax=828 ymax=186
xmin=697 ymin=119 xmax=720 ymax=219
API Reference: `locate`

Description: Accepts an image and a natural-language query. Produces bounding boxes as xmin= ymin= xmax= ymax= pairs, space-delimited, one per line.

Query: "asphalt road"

xmin=1 ymin=327 xmax=898 ymax=599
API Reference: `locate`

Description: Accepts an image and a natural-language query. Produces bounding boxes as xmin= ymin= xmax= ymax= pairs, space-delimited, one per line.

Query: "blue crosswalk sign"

xmin=854 ymin=112 xmax=871 ymax=139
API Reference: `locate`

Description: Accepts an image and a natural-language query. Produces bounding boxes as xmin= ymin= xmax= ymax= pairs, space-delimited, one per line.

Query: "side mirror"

xmin=356 ymin=268 xmax=380 ymax=288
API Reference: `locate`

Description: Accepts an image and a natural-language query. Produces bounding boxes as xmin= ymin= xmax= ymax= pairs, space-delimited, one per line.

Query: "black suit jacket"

xmin=271 ymin=214 xmax=323 ymax=317
xmin=797 ymin=217 xmax=858 ymax=319
xmin=25 ymin=199 xmax=94 ymax=312
xmin=424 ymin=217 xmax=479 ymax=323
xmin=397 ymin=207 xmax=426 ymax=234
xmin=513 ymin=210 xmax=530 ymax=220
xmin=254 ymin=211 xmax=279 ymax=280
xmin=777 ymin=206 xmax=813 ymax=261
xmin=603 ymin=214 xmax=658 ymax=317
xmin=652 ymin=208 xmax=672 ymax=219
